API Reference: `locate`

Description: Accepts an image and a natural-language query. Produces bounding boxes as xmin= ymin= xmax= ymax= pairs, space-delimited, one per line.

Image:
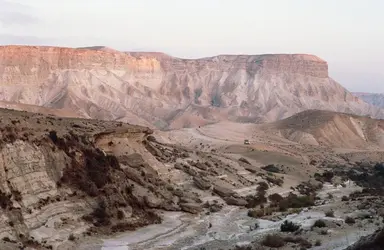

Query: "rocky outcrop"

xmin=0 ymin=45 xmax=383 ymax=129
xmin=0 ymin=108 xmax=185 ymax=249
xmin=193 ymin=177 xmax=212 ymax=190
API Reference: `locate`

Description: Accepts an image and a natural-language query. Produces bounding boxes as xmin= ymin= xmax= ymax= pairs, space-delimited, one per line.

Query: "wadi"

xmin=0 ymin=46 xmax=382 ymax=250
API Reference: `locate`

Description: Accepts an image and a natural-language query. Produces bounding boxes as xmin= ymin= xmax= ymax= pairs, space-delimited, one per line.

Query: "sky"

xmin=0 ymin=0 xmax=383 ymax=92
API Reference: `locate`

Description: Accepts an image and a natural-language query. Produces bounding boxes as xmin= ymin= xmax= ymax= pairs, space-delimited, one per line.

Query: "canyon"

xmin=0 ymin=45 xmax=383 ymax=249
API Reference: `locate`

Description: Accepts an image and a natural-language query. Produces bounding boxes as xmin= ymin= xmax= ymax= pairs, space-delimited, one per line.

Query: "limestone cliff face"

xmin=0 ymin=46 xmax=382 ymax=129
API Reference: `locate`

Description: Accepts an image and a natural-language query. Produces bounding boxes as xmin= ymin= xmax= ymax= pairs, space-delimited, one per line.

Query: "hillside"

xmin=354 ymin=92 xmax=384 ymax=108
xmin=0 ymin=45 xmax=383 ymax=129
xmin=262 ymin=110 xmax=384 ymax=148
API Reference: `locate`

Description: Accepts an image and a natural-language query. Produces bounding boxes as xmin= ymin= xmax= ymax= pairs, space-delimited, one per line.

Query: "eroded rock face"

xmin=0 ymin=46 xmax=382 ymax=129
xmin=345 ymin=228 xmax=384 ymax=250
xmin=0 ymin=108 xmax=183 ymax=249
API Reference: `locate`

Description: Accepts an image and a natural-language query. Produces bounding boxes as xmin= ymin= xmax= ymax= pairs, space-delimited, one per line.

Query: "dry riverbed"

xmin=75 ymin=180 xmax=382 ymax=250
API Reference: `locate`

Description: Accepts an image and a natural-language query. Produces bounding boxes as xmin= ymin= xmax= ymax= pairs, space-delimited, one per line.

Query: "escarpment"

xmin=0 ymin=45 xmax=383 ymax=129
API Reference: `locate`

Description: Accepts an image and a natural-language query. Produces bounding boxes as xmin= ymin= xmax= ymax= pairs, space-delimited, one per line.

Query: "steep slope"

xmin=353 ymin=92 xmax=384 ymax=108
xmin=0 ymin=108 xmax=184 ymax=249
xmin=0 ymin=108 xmax=282 ymax=249
xmin=262 ymin=110 xmax=384 ymax=148
xmin=0 ymin=45 xmax=383 ymax=129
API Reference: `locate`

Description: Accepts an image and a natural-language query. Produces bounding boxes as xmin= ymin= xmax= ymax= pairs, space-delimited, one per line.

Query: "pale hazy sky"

xmin=1 ymin=0 xmax=383 ymax=92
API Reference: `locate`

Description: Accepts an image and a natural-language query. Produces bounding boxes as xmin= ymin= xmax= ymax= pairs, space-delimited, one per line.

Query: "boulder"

xmin=238 ymin=157 xmax=251 ymax=165
xmin=224 ymin=196 xmax=248 ymax=206
xmin=119 ymin=153 xmax=145 ymax=168
xmin=193 ymin=177 xmax=212 ymax=190
xmin=180 ymin=203 xmax=202 ymax=214
xmin=195 ymin=162 xmax=207 ymax=170
xmin=213 ymin=185 xmax=235 ymax=198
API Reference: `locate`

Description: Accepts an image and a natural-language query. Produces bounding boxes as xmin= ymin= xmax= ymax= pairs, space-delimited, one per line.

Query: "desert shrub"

xmin=68 ymin=234 xmax=75 ymax=241
xmin=320 ymin=229 xmax=328 ymax=235
xmin=246 ymin=192 xmax=267 ymax=208
xmin=48 ymin=130 xmax=58 ymax=143
xmin=262 ymin=234 xmax=285 ymax=248
xmin=269 ymin=193 xmax=283 ymax=204
xmin=345 ymin=216 xmax=356 ymax=224
xmin=0 ymin=191 xmax=12 ymax=209
xmin=266 ymin=176 xmax=284 ymax=186
xmin=2 ymin=237 xmax=11 ymax=242
xmin=278 ymin=193 xmax=314 ymax=211
xmin=83 ymin=200 xmax=111 ymax=226
xmin=280 ymin=220 xmax=300 ymax=232
xmin=322 ymin=171 xmax=334 ymax=182
xmin=312 ymin=219 xmax=326 ymax=228
xmin=248 ymin=209 xmax=264 ymax=218
xmin=315 ymin=240 xmax=322 ymax=246
xmin=257 ymin=182 xmax=269 ymax=192
xmin=12 ymin=190 xmax=22 ymax=202
xmin=117 ymin=210 xmax=124 ymax=220
xmin=284 ymin=236 xmax=312 ymax=248
xmin=325 ymin=210 xmax=335 ymax=217
xmin=341 ymin=195 xmax=349 ymax=201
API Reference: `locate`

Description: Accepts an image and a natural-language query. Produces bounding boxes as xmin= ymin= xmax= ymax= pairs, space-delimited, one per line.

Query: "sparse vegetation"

xmin=277 ymin=193 xmax=314 ymax=211
xmin=345 ymin=216 xmax=356 ymax=225
xmin=68 ymin=234 xmax=75 ymax=241
xmin=325 ymin=210 xmax=335 ymax=217
xmin=341 ymin=195 xmax=349 ymax=201
xmin=262 ymin=234 xmax=285 ymax=248
xmin=280 ymin=220 xmax=300 ymax=232
xmin=247 ymin=209 xmax=264 ymax=218
xmin=312 ymin=219 xmax=326 ymax=228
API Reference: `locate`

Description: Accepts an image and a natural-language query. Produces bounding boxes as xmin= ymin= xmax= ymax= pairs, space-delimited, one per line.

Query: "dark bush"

xmin=0 ymin=191 xmax=12 ymax=209
xmin=117 ymin=210 xmax=124 ymax=220
xmin=68 ymin=234 xmax=75 ymax=241
xmin=262 ymin=234 xmax=285 ymax=248
xmin=48 ymin=130 xmax=58 ymax=143
xmin=280 ymin=220 xmax=300 ymax=232
xmin=269 ymin=193 xmax=283 ymax=204
xmin=278 ymin=193 xmax=314 ymax=211
xmin=266 ymin=176 xmax=284 ymax=186
xmin=341 ymin=195 xmax=349 ymax=201
xmin=257 ymin=182 xmax=269 ymax=192
xmin=325 ymin=210 xmax=335 ymax=217
xmin=247 ymin=209 xmax=264 ymax=218
xmin=313 ymin=219 xmax=326 ymax=228
xmin=345 ymin=217 xmax=356 ymax=224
